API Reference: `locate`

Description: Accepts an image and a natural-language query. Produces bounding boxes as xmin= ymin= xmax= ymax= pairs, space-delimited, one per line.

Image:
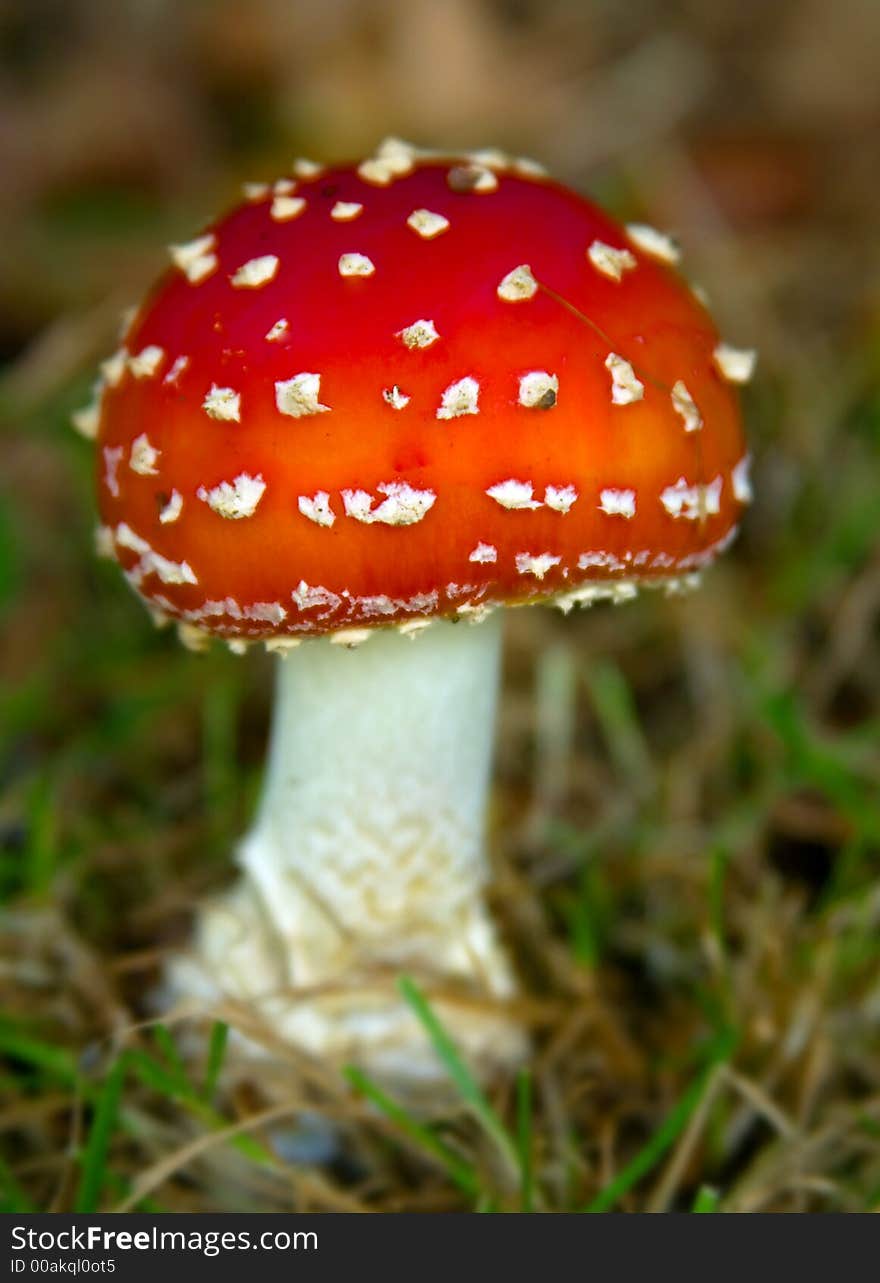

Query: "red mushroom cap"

xmin=92 ymin=142 xmax=752 ymax=643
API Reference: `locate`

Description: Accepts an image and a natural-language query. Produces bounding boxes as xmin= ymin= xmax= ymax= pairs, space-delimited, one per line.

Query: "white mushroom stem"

xmin=172 ymin=615 xmax=525 ymax=1089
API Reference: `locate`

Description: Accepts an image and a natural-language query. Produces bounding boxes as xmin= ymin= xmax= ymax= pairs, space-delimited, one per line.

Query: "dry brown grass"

xmin=1 ymin=0 xmax=879 ymax=1212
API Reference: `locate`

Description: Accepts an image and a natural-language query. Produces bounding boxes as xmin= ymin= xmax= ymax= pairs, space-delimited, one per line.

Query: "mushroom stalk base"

xmin=172 ymin=615 xmax=525 ymax=1090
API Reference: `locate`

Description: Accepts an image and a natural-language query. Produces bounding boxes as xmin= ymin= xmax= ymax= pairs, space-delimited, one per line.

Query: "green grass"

xmin=3 ymin=374 xmax=880 ymax=1207
xmin=348 ymin=989 xmax=739 ymax=1212
xmin=75 ymin=1053 xmax=128 ymax=1212
xmin=2 ymin=69 xmax=880 ymax=1210
xmin=343 ymin=1067 xmax=482 ymax=1200
xmin=345 ymin=978 xmax=534 ymax=1209
xmin=690 ymin=1185 xmax=722 ymax=1212
xmin=583 ymin=1030 xmax=736 ymax=1212
xmin=0 ymin=1019 xmax=279 ymax=1211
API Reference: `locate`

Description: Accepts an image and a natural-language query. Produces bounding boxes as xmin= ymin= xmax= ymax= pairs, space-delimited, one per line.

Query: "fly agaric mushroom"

xmin=83 ymin=138 xmax=753 ymax=1087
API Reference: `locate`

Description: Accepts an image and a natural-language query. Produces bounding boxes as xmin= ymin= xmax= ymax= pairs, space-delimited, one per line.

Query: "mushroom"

xmin=84 ymin=140 xmax=752 ymax=1089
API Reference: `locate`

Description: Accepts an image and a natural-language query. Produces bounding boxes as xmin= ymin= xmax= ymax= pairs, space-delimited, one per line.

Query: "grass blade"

xmin=127 ymin=1049 xmax=273 ymax=1166
xmin=344 ymin=1065 xmax=478 ymax=1198
xmin=583 ymin=1031 xmax=735 ymax=1213
xmin=516 ymin=1068 xmax=534 ymax=1212
xmin=0 ymin=1157 xmax=35 ymax=1213
xmin=584 ymin=661 xmax=653 ymax=788
xmin=397 ymin=975 xmax=520 ymax=1181
xmin=151 ymin=1023 xmax=189 ymax=1089
xmin=691 ymin=1184 xmax=721 ymax=1212
xmin=0 ymin=1023 xmax=83 ymax=1091
xmin=202 ymin=1021 xmax=229 ymax=1102
xmin=75 ymin=1052 xmax=127 ymax=1212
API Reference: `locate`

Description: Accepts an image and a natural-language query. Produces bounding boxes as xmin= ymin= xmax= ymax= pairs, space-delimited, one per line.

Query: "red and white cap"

xmin=86 ymin=139 xmax=753 ymax=648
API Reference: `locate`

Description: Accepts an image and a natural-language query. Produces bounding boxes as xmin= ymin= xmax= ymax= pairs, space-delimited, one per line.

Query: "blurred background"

xmin=1 ymin=0 xmax=879 ymax=1213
